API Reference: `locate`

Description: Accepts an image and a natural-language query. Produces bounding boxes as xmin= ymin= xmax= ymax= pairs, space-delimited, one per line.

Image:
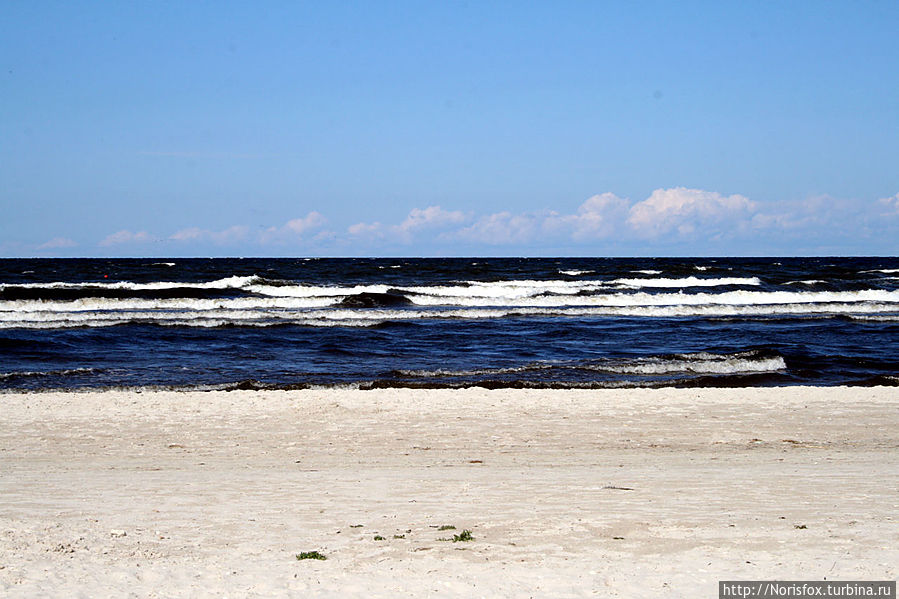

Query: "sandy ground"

xmin=0 ymin=386 xmax=897 ymax=598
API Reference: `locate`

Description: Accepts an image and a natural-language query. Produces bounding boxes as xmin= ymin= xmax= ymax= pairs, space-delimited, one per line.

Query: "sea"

xmin=1 ymin=257 xmax=898 ymax=391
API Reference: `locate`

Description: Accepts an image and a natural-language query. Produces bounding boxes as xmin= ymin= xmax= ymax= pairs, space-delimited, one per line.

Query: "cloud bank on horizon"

xmin=13 ymin=187 xmax=898 ymax=257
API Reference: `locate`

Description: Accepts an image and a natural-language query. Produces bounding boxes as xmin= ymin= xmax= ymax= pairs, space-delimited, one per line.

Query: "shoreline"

xmin=2 ymin=387 xmax=897 ymax=597
xmin=5 ymin=378 xmax=898 ymax=394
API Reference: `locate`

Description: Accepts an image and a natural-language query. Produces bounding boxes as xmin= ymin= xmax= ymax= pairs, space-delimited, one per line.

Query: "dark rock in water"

xmin=338 ymin=292 xmax=412 ymax=308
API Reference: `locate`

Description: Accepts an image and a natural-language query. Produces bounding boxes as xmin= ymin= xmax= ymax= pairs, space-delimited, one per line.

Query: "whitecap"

xmin=611 ymin=276 xmax=761 ymax=288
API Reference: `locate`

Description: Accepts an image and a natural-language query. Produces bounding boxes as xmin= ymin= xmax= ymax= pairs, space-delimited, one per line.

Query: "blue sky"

xmin=2 ymin=1 xmax=898 ymax=257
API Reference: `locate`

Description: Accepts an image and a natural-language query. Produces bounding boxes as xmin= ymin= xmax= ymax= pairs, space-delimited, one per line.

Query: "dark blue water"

xmin=1 ymin=257 xmax=898 ymax=390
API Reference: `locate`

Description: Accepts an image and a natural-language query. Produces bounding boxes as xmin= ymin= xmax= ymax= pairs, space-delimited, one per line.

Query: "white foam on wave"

xmin=0 ymin=295 xmax=337 ymax=314
xmin=3 ymin=298 xmax=899 ymax=329
xmin=559 ymin=269 xmax=593 ymax=276
xmin=612 ymin=276 xmax=761 ymax=288
xmin=848 ymin=314 xmax=899 ymax=322
xmin=3 ymin=287 xmax=899 ymax=327
xmin=599 ymin=353 xmax=786 ymax=375
xmin=394 ymin=365 xmax=540 ymax=377
xmin=3 ymin=270 xmax=899 ymax=330
xmin=405 ymin=279 xmax=607 ymax=300
xmin=390 ymin=352 xmax=785 ymax=379
xmin=785 ymin=280 xmax=826 ymax=286
xmin=246 ymin=283 xmax=392 ymax=298
xmin=12 ymin=287 xmax=899 ymax=312
xmin=0 ymin=274 xmax=770 ymax=308
xmin=0 ymin=275 xmax=258 ymax=292
xmin=0 ymin=367 xmax=98 ymax=380
xmin=411 ymin=288 xmax=899 ymax=308
xmin=246 ymin=279 xmax=603 ymax=300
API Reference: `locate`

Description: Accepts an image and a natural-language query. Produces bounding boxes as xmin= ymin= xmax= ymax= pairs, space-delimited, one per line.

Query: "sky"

xmin=2 ymin=1 xmax=898 ymax=257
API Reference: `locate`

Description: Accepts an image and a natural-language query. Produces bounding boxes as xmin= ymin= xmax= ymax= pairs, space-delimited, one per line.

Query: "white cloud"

xmin=37 ymin=237 xmax=77 ymax=250
xmin=347 ymin=221 xmax=384 ymax=237
xmin=879 ymin=192 xmax=899 ymax=215
xmin=349 ymin=206 xmax=471 ymax=243
xmin=99 ymin=230 xmax=152 ymax=246
xmin=169 ymin=227 xmax=204 ymax=242
xmin=454 ymin=211 xmax=547 ymax=245
xmin=627 ymin=187 xmax=756 ymax=237
xmin=559 ymin=193 xmax=630 ymax=240
xmin=451 ymin=194 xmax=629 ymax=245
xmin=353 ymin=196 xmax=627 ymax=247
xmin=170 ymin=225 xmax=249 ymax=244
xmin=748 ymin=194 xmax=899 ymax=252
xmin=260 ymin=212 xmax=327 ymax=244
xmin=750 ymin=194 xmax=891 ymax=235
xmin=397 ymin=206 xmax=468 ymax=234
xmin=751 ymin=195 xmax=834 ymax=232
xmin=284 ymin=212 xmax=326 ymax=234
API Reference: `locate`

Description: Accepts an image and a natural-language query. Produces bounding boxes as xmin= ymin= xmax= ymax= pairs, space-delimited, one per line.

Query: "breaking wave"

xmin=393 ymin=351 xmax=785 ymax=378
xmin=0 ymin=367 xmax=100 ymax=381
xmin=2 ymin=282 xmax=899 ymax=329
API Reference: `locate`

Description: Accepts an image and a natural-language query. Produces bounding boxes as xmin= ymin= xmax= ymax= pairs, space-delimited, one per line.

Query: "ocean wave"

xmin=2 ymin=288 xmax=899 ymax=316
xmin=592 ymin=352 xmax=786 ymax=375
xmin=3 ymin=281 xmax=899 ymax=329
xmin=390 ymin=351 xmax=786 ymax=379
xmin=1 ymin=273 xmax=763 ymax=304
xmin=0 ymin=295 xmax=337 ymax=314
xmin=0 ymin=275 xmax=257 ymax=292
xmin=246 ymin=283 xmax=393 ymax=298
xmin=0 ymin=367 xmax=100 ymax=381
xmin=3 ymin=298 xmax=898 ymax=329
xmin=847 ymin=314 xmax=899 ymax=322
xmin=402 ymin=279 xmax=608 ymax=299
xmin=611 ymin=276 xmax=760 ymax=288
xmin=392 ymin=364 xmax=550 ymax=378
xmin=0 ymin=276 xmax=262 ymax=301
xmin=408 ymin=288 xmax=899 ymax=308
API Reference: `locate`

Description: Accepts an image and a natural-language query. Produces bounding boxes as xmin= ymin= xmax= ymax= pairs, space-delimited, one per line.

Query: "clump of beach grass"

xmin=296 ymin=551 xmax=327 ymax=561
xmin=438 ymin=529 xmax=474 ymax=542
xmin=453 ymin=530 xmax=474 ymax=542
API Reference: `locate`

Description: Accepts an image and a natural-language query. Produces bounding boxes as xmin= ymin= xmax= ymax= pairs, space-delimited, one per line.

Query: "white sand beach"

xmin=1 ymin=387 xmax=897 ymax=597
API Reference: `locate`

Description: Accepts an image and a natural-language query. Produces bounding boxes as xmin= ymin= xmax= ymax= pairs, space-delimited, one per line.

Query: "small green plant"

xmin=373 ymin=535 xmax=386 ymax=541
xmin=437 ymin=525 xmax=456 ymax=531
xmin=349 ymin=524 xmax=363 ymax=528
xmin=393 ymin=534 xmax=405 ymax=539
xmin=296 ymin=551 xmax=327 ymax=561
xmin=452 ymin=530 xmax=473 ymax=542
